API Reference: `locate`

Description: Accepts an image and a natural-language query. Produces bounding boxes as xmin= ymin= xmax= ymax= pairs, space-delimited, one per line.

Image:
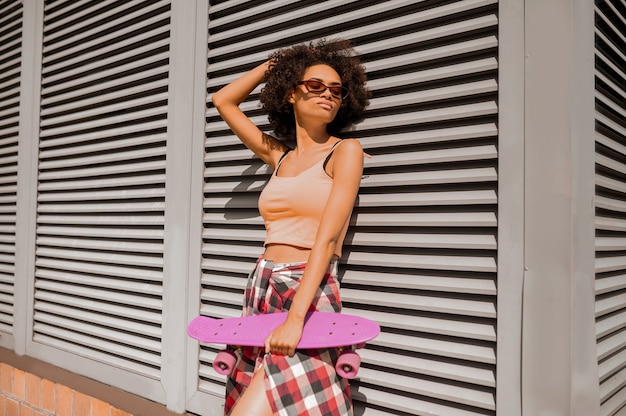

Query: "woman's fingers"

xmin=264 ymin=334 xmax=297 ymax=356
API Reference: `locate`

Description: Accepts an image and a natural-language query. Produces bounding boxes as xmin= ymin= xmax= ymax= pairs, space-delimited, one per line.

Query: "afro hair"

xmin=259 ymin=39 xmax=369 ymax=140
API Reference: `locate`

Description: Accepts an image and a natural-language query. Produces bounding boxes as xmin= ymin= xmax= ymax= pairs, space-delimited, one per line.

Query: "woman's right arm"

xmin=211 ymin=61 xmax=288 ymax=168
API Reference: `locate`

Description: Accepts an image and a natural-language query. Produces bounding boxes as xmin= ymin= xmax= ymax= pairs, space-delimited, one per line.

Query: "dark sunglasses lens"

xmin=306 ymin=81 xmax=325 ymax=92
xmin=329 ymin=87 xmax=344 ymax=97
xmin=302 ymin=81 xmax=347 ymax=99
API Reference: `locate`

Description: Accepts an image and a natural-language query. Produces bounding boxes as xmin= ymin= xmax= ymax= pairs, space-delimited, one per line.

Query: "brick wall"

xmin=0 ymin=363 xmax=133 ymax=416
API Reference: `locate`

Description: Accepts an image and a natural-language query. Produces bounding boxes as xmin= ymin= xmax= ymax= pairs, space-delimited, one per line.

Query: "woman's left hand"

xmin=264 ymin=317 xmax=304 ymax=357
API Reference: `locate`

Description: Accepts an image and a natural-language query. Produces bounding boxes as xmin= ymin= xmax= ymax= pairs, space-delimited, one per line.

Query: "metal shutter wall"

xmin=198 ymin=1 xmax=498 ymax=414
xmin=33 ymin=0 xmax=171 ymax=378
xmin=595 ymin=1 xmax=626 ymax=415
xmin=0 ymin=0 xmax=21 ymax=335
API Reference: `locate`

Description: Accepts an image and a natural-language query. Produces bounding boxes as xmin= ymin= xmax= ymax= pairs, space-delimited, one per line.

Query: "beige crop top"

xmin=258 ymin=141 xmax=351 ymax=257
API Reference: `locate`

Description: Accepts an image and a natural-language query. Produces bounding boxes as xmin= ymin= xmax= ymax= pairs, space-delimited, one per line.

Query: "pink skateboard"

xmin=188 ymin=311 xmax=380 ymax=378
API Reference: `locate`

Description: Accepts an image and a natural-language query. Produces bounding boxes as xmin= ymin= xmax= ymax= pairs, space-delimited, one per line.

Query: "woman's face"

xmin=290 ymin=64 xmax=343 ymax=126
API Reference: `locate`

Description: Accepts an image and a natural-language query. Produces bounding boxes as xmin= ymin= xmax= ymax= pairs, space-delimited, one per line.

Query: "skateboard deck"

xmin=188 ymin=311 xmax=380 ymax=378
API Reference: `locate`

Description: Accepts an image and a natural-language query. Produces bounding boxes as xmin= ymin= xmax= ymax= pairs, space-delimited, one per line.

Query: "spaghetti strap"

xmin=323 ymin=140 xmax=344 ymax=173
xmin=274 ymin=148 xmax=292 ymax=175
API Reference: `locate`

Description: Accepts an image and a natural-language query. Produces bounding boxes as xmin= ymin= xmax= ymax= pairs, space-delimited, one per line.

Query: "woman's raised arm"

xmin=212 ymin=61 xmax=288 ymax=168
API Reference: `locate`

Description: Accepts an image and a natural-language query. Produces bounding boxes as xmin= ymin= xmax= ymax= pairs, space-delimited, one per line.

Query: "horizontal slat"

xmin=597 ymin=310 xmax=626 ymax=340
xmin=37 ymin=214 xmax=164 ymax=227
xmin=596 ymin=273 xmax=626 ymax=295
xmin=32 ymin=330 xmax=160 ymax=379
xmin=596 ymin=154 xmax=626 ymax=184
xmin=0 ymin=59 xmax=20 ymax=82
xmin=342 ymin=269 xmax=496 ymax=295
xmin=596 ymin=256 xmax=626 ymax=273
xmin=37 ymin=236 xmax=162 ymax=254
xmin=362 ymin=101 xmax=498 ymax=131
xmin=360 ymin=348 xmax=494 ymax=387
xmin=358 ymin=190 xmax=497 ymax=207
xmin=201 ymin=271 xmax=249 ymax=291
xmin=38 ymin=122 xmax=167 ymax=149
xmin=41 ymin=68 xmax=168 ymax=111
xmin=34 ymin=312 xmax=161 ymax=352
xmin=595 ymin=28 xmax=626 ymax=70
xmin=596 ymin=91 xmax=626 ymax=125
xmin=598 ymin=345 xmax=626 ymax=383
xmin=43 ymin=0 xmax=87 ymax=22
xmin=44 ymin=0 xmax=123 ymax=36
xmin=39 ymin=106 xmax=168 ymax=138
xmin=361 ymin=167 xmax=497 ymax=188
xmin=38 ymin=174 xmax=166 ymax=191
xmin=35 ymin=246 xmax=163 ymax=268
xmin=0 ymin=25 xmax=20 ymax=47
xmin=370 ymin=80 xmax=497 ymax=111
xmin=42 ymin=49 xmax=170 ymax=91
xmin=38 ymin=189 xmax=164 ymax=205
xmin=365 ymin=146 xmax=498 ymax=168
xmin=356 ymin=367 xmax=494 ymax=412
xmin=596 ymin=216 xmax=626 ymax=233
xmin=210 ymin=0 xmax=364 ymax=42
xmin=358 ymin=212 xmax=496 ymax=227
xmin=35 ymin=257 xmax=163 ymax=282
xmin=201 ymin=259 xmax=254 ymax=279
xmin=600 ymin=381 xmax=626 ymax=416
xmin=37 ymin=201 xmax=165 ymax=213
xmin=202 ymin=227 xmax=266 ymax=243
xmin=596 ymin=291 xmax=626 ymax=317
xmin=38 ymin=160 xmax=166 ymax=183
xmin=596 ymin=111 xmax=626 ymax=138
xmin=203 ymin=161 xmax=269 ymax=178
xmin=36 ymin=268 xmax=162 ymax=296
xmin=342 ymin=288 xmax=496 ymax=318
xmin=43 ymin=1 xmax=170 ymax=61
xmin=45 ymin=22 xmax=171 ymax=78
xmin=40 ymin=92 xmax=169 ymax=127
xmin=208 ymin=0 xmax=495 ymax=66
xmin=0 ymin=2 xmax=21 ymax=23
xmin=597 ymin=330 xmax=626 ymax=361
xmin=372 ymin=330 xmax=495 ymax=364
xmin=596 ymin=42 xmax=626 ymax=83
xmin=351 ymin=231 xmax=496 ymax=250
xmin=202 ymin=212 xmax=263 ymax=226
xmin=198 ymin=303 xmax=242 ymax=320
xmin=32 ymin=322 xmax=161 ymax=367
xmin=595 ymin=133 xmax=626 ymax=159
xmin=35 ymin=281 xmax=162 ymax=313
xmin=342 ymin=307 xmax=495 ymax=342
xmin=36 ymin=225 xmax=163 ymax=240
xmin=595 ymin=3 xmax=626 ymax=45
xmin=202 ymin=194 xmax=259 ymax=209
xmin=208 ymin=0 xmax=303 ymax=28
xmin=200 ymin=288 xmax=242 ymax=308
xmin=370 ymin=57 xmax=497 ymax=91
xmin=0 ymin=126 xmax=17 ymax=136
xmin=202 ymin=243 xmax=264 ymax=259
xmin=595 ymin=195 xmax=626 ymax=213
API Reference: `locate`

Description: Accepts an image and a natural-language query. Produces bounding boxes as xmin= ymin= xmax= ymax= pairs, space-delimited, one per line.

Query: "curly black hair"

xmin=259 ymin=39 xmax=369 ymax=140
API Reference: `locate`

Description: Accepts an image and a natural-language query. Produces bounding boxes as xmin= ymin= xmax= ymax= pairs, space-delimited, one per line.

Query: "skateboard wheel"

xmin=213 ymin=350 xmax=238 ymax=376
xmin=336 ymin=350 xmax=361 ymax=379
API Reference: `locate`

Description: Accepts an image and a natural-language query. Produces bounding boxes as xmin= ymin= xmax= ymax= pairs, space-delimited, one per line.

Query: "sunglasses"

xmin=297 ymin=80 xmax=349 ymax=100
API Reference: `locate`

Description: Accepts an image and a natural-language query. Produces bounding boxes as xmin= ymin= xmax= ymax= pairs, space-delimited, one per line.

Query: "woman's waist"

xmin=262 ymin=243 xmax=338 ymax=264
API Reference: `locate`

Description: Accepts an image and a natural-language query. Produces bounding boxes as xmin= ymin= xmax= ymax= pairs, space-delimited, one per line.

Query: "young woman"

xmin=211 ymin=39 xmax=369 ymax=416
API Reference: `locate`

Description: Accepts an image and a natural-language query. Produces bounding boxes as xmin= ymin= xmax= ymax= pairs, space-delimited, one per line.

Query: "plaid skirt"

xmin=224 ymin=258 xmax=352 ymax=416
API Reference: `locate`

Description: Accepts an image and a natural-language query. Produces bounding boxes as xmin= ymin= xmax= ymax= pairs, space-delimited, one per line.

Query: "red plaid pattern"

xmin=224 ymin=258 xmax=352 ymax=416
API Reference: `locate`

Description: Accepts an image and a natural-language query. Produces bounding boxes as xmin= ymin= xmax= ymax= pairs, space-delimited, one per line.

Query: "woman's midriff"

xmin=262 ymin=244 xmax=338 ymax=264
xmin=262 ymin=244 xmax=311 ymax=263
